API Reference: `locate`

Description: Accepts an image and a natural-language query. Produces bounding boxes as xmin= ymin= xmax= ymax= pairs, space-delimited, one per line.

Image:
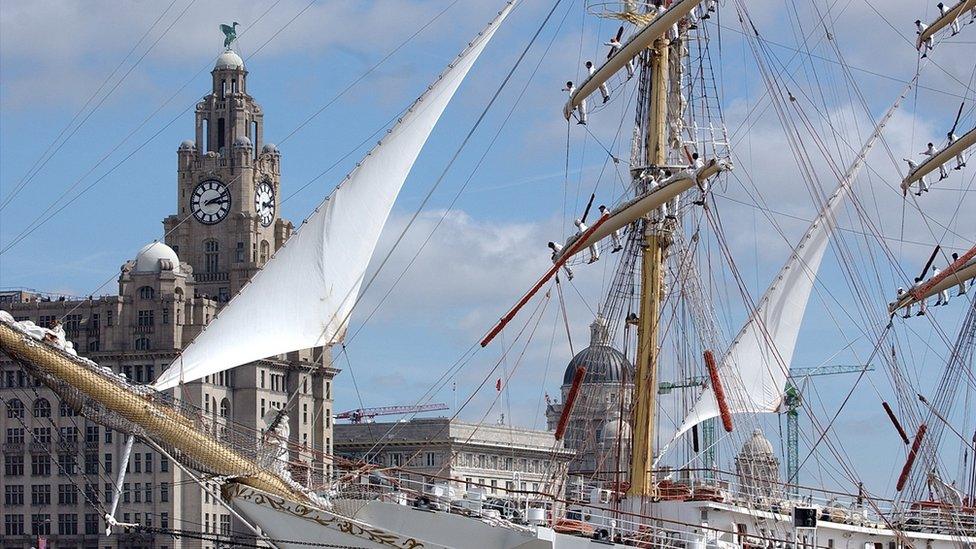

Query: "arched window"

xmin=259 ymin=240 xmax=270 ymax=264
xmin=7 ymin=398 xmax=24 ymax=419
xmin=204 ymin=240 xmax=219 ymax=273
xmin=60 ymin=400 xmax=77 ymax=417
xmin=135 ymin=338 xmax=151 ymax=351
xmin=220 ymin=398 xmax=230 ymax=419
xmin=138 ymin=286 xmax=155 ymax=300
xmin=33 ymin=398 xmax=51 ymax=418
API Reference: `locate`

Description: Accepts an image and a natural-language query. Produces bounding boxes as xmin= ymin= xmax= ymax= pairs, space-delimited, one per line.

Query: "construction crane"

xmin=660 ymin=364 xmax=872 ymax=491
xmin=335 ymin=403 xmax=449 ymax=424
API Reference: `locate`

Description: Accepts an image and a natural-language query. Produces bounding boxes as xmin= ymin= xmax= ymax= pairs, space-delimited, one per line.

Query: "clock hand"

xmin=205 ymin=196 xmax=229 ymax=206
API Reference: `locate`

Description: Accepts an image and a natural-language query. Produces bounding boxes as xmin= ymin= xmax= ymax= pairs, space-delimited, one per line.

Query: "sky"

xmin=1 ymin=0 xmax=975 ymax=499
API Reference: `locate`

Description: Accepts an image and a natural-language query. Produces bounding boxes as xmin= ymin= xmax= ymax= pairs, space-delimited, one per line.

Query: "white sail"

xmin=153 ymin=2 xmax=515 ymax=391
xmin=671 ymin=83 xmax=913 ymax=440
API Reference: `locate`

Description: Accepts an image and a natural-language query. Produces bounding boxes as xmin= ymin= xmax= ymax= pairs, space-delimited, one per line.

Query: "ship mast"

xmin=629 ymin=30 xmax=676 ymax=497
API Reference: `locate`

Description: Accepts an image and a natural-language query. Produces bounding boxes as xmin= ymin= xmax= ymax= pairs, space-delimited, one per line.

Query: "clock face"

xmin=254 ymin=180 xmax=276 ymax=227
xmin=191 ymin=179 xmax=231 ymax=225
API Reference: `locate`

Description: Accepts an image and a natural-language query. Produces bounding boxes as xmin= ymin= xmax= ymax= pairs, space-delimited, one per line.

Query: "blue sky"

xmin=2 ymin=0 xmax=975 ymax=497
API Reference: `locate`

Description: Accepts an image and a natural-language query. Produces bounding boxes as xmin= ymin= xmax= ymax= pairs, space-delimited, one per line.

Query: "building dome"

xmin=740 ymin=428 xmax=775 ymax=458
xmin=562 ymin=315 xmax=634 ymax=385
xmin=214 ymin=50 xmax=244 ymax=70
xmin=233 ymin=135 xmax=252 ymax=148
xmin=134 ymin=241 xmax=180 ymax=273
xmin=179 ymin=139 xmax=196 ymax=150
xmin=261 ymin=143 xmax=279 ymax=154
xmin=600 ymin=414 xmax=631 ymax=444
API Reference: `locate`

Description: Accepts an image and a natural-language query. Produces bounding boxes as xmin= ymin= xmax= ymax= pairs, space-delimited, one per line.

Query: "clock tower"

xmin=163 ymin=48 xmax=292 ymax=302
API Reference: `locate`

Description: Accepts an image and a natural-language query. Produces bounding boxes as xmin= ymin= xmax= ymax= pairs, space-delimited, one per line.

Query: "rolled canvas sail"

xmin=154 ymin=2 xmax=515 ymax=391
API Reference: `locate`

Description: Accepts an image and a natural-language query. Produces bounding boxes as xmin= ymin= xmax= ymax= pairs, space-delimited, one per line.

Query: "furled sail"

xmin=153 ymin=2 xmax=515 ymax=391
xmin=670 ymin=82 xmax=913 ymax=441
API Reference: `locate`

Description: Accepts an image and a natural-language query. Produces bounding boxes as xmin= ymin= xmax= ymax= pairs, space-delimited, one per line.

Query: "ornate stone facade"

xmin=1 ymin=47 xmax=337 ymax=549
xmin=546 ymin=316 xmax=634 ymax=480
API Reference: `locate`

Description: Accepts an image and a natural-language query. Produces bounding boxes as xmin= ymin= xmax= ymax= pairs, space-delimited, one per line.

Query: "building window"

xmin=137 ymin=309 xmax=155 ymax=326
xmin=4 ymin=513 xmax=25 ymax=536
xmin=236 ymin=241 xmax=245 ymax=262
xmin=32 ymin=397 xmax=51 ymax=417
xmin=58 ymin=484 xmax=79 ymax=505
xmin=31 ymin=455 xmax=50 ymax=476
xmin=31 ymin=485 xmax=50 ymax=505
xmin=138 ymin=286 xmax=155 ymax=300
xmin=205 ymin=239 xmax=220 ymax=273
xmin=160 ymin=455 xmax=169 ymax=472
xmin=60 ymin=401 xmax=77 ymax=417
xmin=162 ymin=307 xmax=169 ymax=324
xmin=6 ymin=427 xmax=25 ymax=443
xmin=85 ymin=453 xmax=98 ymax=474
xmin=161 ymin=512 xmax=169 ymax=529
xmin=220 ymin=514 xmax=231 ymax=535
xmin=160 ymin=482 xmax=169 ymax=503
xmin=6 ymin=398 xmax=24 ymax=418
xmin=107 ymin=309 xmax=113 ymax=326
xmin=58 ymin=513 xmax=78 ymax=535
xmin=85 ymin=513 xmax=99 ymax=535
xmin=145 ymin=452 xmax=153 ymax=473
xmin=134 ymin=452 xmax=142 ymax=473
xmin=104 ymin=453 xmax=112 ymax=474
xmin=4 ymin=484 xmax=24 ymax=506
xmin=57 ymin=453 xmax=77 ymax=475
xmin=260 ymin=240 xmax=270 ymax=263
xmin=32 ymin=427 xmax=51 ymax=444
xmin=425 ymin=452 xmax=436 ymax=467
xmin=105 ymin=428 xmax=113 ymax=444
xmin=220 ymin=398 xmax=230 ymax=419
xmin=31 ymin=513 xmax=51 ymax=535
xmin=135 ymin=338 xmax=151 ymax=351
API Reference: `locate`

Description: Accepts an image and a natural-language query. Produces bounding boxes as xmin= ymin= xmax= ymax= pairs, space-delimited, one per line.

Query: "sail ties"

xmin=703 ymin=350 xmax=733 ymax=433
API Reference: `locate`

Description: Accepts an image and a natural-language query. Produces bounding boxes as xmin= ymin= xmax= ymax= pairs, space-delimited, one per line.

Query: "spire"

xmin=589 ymin=314 xmax=610 ymax=346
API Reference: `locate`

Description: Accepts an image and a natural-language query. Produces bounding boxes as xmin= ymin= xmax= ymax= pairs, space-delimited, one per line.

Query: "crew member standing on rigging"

xmin=915 ymin=20 xmax=934 ymax=57
xmin=897 ymin=287 xmax=913 ymax=319
xmin=933 ymin=265 xmax=950 ymax=306
xmin=952 ymin=253 xmax=969 ymax=296
xmin=937 ymin=2 xmax=961 ymax=35
xmin=921 ymin=142 xmax=948 ymax=180
xmin=599 ymin=205 xmax=624 ymax=252
xmin=701 ymin=0 xmax=718 ymax=19
xmin=586 ymin=61 xmax=611 ymax=104
xmin=574 ymin=218 xmax=600 ymax=263
xmin=548 ymin=241 xmax=574 ymax=281
xmin=912 ymin=276 xmax=927 ymax=316
xmin=563 ymin=81 xmax=587 ymax=125
xmin=948 ymin=131 xmax=967 ymax=169
xmin=604 ymin=35 xmax=635 ymax=78
xmin=904 ymin=158 xmax=930 ymax=195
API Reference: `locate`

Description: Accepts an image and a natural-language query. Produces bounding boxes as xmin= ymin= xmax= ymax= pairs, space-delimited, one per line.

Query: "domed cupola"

xmin=562 ymin=315 xmax=634 ymax=385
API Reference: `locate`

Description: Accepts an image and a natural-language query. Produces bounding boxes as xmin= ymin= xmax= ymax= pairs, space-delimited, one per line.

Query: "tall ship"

xmin=2 ymin=0 xmax=976 ymax=547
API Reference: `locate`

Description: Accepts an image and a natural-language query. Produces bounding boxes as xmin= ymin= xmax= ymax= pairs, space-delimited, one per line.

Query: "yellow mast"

xmin=628 ymin=35 xmax=673 ymax=498
xmin=0 ymin=322 xmax=310 ymax=504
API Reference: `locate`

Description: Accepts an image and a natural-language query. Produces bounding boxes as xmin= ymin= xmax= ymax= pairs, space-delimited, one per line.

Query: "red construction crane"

xmin=335 ymin=403 xmax=449 ymax=424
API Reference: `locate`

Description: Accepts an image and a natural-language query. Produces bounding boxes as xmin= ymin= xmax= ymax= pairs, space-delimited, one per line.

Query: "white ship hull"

xmin=228 ymin=485 xmax=976 ymax=549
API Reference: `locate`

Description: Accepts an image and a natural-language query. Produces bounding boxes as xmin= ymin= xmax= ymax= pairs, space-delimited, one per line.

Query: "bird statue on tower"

xmin=219 ymin=22 xmax=239 ymax=49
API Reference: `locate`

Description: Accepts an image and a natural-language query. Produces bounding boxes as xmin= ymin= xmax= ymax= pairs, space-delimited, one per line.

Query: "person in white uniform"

xmin=547 ymin=241 xmax=574 ymax=280
xmin=574 ymin=218 xmax=600 ymax=263
xmin=912 ymin=277 xmax=927 ymax=316
xmin=921 ymin=142 xmax=948 ymax=180
xmin=933 ymin=266 xmax=950 ymax=306
xmin=586 ymin=61 xmax=611 ymax=103
xmin=896 ymin=287 xmax=913 ymax=319
xmin=562 ymin=81 xmax=586 ymax=125
xmin=951 ymin=253 xmax=968 ymax=296
xmin=937 ymin=2 xmax=961 ymax=35
xmin=948 ymin=131 xmax=967 ymax=169
xmin=701 ymin=0 xmax=718 ymax=19
xmin=598 ymin=205 xmax=624 ymax=252
xmin=604 ymin=36 xmax=635 ymax=78
xmin=904 ymin=158 xmax=929 ymax=195
xmin=915 ymin=20 xmax=933 ymax=57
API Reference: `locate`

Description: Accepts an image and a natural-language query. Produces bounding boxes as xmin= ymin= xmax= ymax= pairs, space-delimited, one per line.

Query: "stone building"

xmin=1 ymin=45 xmax=337 ymax=549
xmin=734 ymin=429 xmax=781 ymax=500
xmin=546 ymin=315 xmax=634 ymax=480
xmin=334 ymin=418 xmax=573 ymax=498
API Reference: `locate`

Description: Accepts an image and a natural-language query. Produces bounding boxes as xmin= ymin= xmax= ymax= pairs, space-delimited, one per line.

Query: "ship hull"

xmin=228 ymin=485 xmax=976 ymax=549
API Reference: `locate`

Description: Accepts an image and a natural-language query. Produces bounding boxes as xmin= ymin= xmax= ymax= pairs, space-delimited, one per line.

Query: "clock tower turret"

xmin=164 ymin=47 xmax=292 ymax=304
